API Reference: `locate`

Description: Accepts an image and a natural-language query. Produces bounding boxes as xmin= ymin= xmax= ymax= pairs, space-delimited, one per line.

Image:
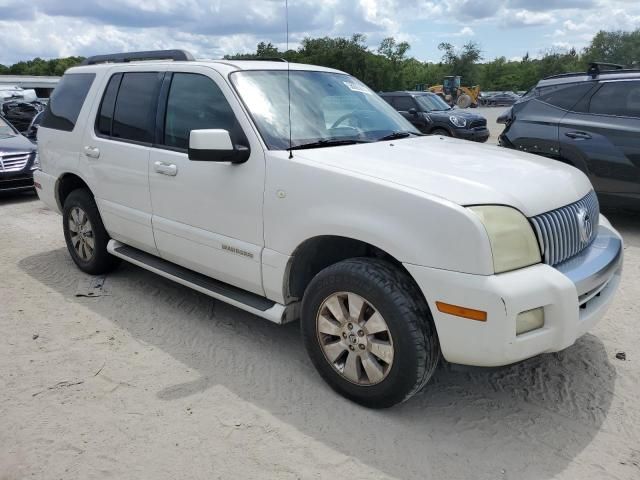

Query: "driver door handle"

xmin=154 ymin=161 xmax=178 ymax=176
xmin=565 ymin=131 xmax=592 ymax=140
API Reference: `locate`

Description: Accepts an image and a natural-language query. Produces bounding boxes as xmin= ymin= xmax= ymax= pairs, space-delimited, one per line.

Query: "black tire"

xmin=62 ymin=188 xmax=120 ymax=275
xmin=431 ymin=128 xmax=451 ymax=137
xmin=301 ymin=258 xmax=440 ymax=408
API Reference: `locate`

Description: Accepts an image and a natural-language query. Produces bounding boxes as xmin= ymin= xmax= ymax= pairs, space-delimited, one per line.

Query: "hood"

xmin=294 ymin=136 xmax=593 ymax=217
xmin=0 ymin=133 xmax=35 ymax=153
xmin=427 ymin=109 xmax=484 ymax=122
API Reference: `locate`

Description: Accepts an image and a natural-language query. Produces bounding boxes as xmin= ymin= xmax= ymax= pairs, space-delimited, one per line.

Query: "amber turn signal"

xmin=436 ymin=301 xmax=487 ymax=322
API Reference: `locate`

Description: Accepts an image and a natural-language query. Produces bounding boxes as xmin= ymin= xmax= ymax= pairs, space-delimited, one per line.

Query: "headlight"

xmin=449 ymin=115 xmax=467 ymax=128
xmin=469 ymin=206 xmax=541 ymax=273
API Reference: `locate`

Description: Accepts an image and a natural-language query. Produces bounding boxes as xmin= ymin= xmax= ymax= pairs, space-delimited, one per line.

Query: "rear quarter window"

xmin=41 ymin=73 xmax=95 ymax=132
xmin=536 ymin=82 xmax=595 ymax=111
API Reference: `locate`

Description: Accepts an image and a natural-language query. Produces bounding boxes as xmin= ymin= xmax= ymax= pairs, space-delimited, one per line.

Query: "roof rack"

xmin=230 ymin=57 xmax=288 ymax=62
xmin=587 ymin=62 xmax=624 ymax=78
xmin=80 ymin=50 xmax=195 ymax=66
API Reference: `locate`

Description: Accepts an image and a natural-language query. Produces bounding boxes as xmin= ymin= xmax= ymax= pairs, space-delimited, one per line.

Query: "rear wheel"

xmin=62 ymin=189 xmax=120 ymax=275
xmin=301 ymin=258 xmax=440 ymax=408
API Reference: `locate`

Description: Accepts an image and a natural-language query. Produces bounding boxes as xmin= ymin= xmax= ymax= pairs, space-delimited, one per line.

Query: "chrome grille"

xmin=0 ymin=152 xmax=31 ymax=172
xmin=530 ymin=190 xmax=600 ymax=266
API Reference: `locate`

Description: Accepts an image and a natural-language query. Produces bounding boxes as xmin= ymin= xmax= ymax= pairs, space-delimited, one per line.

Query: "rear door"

xmin=148 ymin=68 xmax=266 ymax=295
xmin=559 ymin=79 xmax=640 ymax=199
xmin=505 ymin=81 xmax=594 ymax=158
xmin=82 ymin=69 xmax=164 ymax=254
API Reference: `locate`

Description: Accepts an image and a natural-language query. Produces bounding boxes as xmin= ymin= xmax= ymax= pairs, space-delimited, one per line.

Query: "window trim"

xmin=93 ymin=71 xmax=164 ymax=147
xmin=151 ymin=71 xmax=249 ymax=154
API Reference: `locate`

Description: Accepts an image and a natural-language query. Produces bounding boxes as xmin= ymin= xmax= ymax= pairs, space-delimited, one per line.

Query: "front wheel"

xmin=431 ymin=128 xmax=451 ymax=137
xmin=301 ymin=258 xmax=440 ymax=408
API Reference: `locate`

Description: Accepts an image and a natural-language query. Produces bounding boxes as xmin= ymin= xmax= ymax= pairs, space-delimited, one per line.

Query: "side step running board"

xmin=107 ymin=240 xmax=295 ymax=324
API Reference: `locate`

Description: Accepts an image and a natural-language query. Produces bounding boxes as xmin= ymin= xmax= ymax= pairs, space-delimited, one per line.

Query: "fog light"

xmin=516 ymin=308 xmax=544 ymax=335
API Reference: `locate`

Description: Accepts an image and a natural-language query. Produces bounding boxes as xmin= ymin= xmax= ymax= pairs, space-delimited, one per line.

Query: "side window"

xmin=163 ymin=73 xmax=243 ymax=150
xmin=380 ymin=96 xmax=394 ymax=107
xmin=588 ymin=81 xmax=640 ymax=118
xmin=95 ymin=73 xmax=122 ymax=136
xmin=41 ymin=73 xmax=95 ymax=131
xmin=394 ymin=96 xmax=415 ymax=111
xmin=537 ymin=82 xmax=594 ymax=111
xmin=111 ymin=72 xmax=163 ymax=143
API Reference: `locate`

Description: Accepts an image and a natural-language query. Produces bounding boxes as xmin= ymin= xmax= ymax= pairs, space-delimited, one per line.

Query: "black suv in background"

xmin=380 ymin=91 xmax=489 ymax=142
xmin=499 ymin=63 xmax=640 ymax=209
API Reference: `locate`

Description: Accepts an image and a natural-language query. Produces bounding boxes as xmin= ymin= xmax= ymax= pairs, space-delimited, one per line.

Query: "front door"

xmin=148 ymin=69 xmax=266 ymax=295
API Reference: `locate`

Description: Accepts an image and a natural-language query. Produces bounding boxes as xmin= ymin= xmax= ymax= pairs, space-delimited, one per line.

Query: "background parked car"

xmin=0 ymin=114 xmax=39 ymax=193
xmin=380 ymin=91 xmax=490 ymax=142
xmin=484 ymin=92 xmax=520 ymax=106
xmin=1 ymin=101 xmax=45 ymax=132
xmin=498 ymin=63 xmax=640 ymax=209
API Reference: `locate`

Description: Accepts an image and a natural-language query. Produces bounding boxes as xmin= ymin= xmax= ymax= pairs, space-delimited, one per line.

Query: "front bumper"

xmin=454 ymin=127 xmax=490 ymax=143
xmin=405 ymin=218 xmax=623 ymax=367
xmin=0 ymin=172 xmax=35 ymax=192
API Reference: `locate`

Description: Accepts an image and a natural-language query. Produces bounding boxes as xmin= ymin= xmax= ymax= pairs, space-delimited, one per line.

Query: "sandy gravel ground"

xmin=1 ymin=192 xmax=639 ymax=480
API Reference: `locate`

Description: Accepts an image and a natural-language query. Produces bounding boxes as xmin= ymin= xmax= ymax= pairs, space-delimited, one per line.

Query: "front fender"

xmin=264 ymin=153 xmax=494 ymax=276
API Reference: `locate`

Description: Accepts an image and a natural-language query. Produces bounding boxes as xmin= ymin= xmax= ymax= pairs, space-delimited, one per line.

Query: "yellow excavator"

xmin=426 ymin=76 xmax=481 ymax=108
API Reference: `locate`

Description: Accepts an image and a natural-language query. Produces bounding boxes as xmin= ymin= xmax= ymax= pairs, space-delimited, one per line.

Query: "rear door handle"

xmin=154 ymin=161 xmax=178 ymax=176
xmin=565 ymin=131 xmax=592 ymax=140
xmin=84 ymin=146 xmax=100 ymax=159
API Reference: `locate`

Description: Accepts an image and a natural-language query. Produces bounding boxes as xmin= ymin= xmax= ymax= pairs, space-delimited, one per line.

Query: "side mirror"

xmin=188 ymin=129 xmax=250 ymax=164
xmin=408 ymin=108 xmax=417 ymax=115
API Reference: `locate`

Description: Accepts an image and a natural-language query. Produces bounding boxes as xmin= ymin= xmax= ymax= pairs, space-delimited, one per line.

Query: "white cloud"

xmin=1 ymin=0 xmax=640 ymax=65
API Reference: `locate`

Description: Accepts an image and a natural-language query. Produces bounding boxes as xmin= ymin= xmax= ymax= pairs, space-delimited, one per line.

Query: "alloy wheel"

xmin=316 ymin=292 xmax=394 ymax=386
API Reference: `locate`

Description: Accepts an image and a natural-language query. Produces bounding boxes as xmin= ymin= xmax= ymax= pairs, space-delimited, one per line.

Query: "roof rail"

xmin=227 ymin=57 xmax=288 ymax=62
xmin=587 ymin=61 xmax=624 ymax=78
xmin=80 ymin=50 xmax=195 ymax=66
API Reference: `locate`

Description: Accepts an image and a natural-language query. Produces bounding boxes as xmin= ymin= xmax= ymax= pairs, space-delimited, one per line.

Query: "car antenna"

xmin=286 ymin=0 xmax=293 ymax=159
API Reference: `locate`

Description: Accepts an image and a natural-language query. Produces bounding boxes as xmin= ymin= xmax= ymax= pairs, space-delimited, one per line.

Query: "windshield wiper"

xmin=376 ymin=131 xmax=422 ymax=142
xmin=288 ymin=138 xmax=370 ymax=151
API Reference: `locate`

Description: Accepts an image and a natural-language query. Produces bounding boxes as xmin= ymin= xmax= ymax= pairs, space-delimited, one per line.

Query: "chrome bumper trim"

xmin=555 ymin=225 xmax=622 ymax=298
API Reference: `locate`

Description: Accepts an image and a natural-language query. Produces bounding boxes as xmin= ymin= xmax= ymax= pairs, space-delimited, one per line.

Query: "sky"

xmin=1 ymin=0 xmax=639 ymax=65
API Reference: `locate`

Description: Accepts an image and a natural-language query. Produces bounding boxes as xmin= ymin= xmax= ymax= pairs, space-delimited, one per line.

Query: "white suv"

xmin=35 ymin=50 xmax=623 ymax=408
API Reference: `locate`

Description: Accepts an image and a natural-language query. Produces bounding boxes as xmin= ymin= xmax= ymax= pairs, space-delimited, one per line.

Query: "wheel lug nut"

xmin=359 ymin=344 xmax=365 ymax=350
xmin=349 ymin=345 xmax=355 ymax=351
xmin=347 ymin=323 xmax=353 ymax=330
xmin=342 ymin=332 xmax=347 ymax=339
xmin=357 ymin=330 xmax=364 ymax=337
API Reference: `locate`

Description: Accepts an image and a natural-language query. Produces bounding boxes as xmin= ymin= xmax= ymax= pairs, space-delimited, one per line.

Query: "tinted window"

xmin=589 ymin=81 xmax=640 ymax=118
xmin=41 ymin=73 xmax=95 ymax=131
xmin=538 ymin=82 xmax=594 ymax=111
xmin=164 ymin=73 xmax=242 ymax=149
xmin=394 ymin=96 xmax=416 ymax=111
xmin=380 ymin=96 xmax=394 ymax=106
xmin=112 ymin=72 xmax=162 ymax=143
xmin=96 ymin=73 xmax=122 ymax=136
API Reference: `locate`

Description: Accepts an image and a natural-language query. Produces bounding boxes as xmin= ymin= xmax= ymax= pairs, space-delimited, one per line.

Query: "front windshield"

xmin=231 ymin=70 xmax=419 ymax=149
xmin=415 ymin=94 xmax=451 ymax=112
xmin=0 ymin=117 xmax=17 ymax=138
